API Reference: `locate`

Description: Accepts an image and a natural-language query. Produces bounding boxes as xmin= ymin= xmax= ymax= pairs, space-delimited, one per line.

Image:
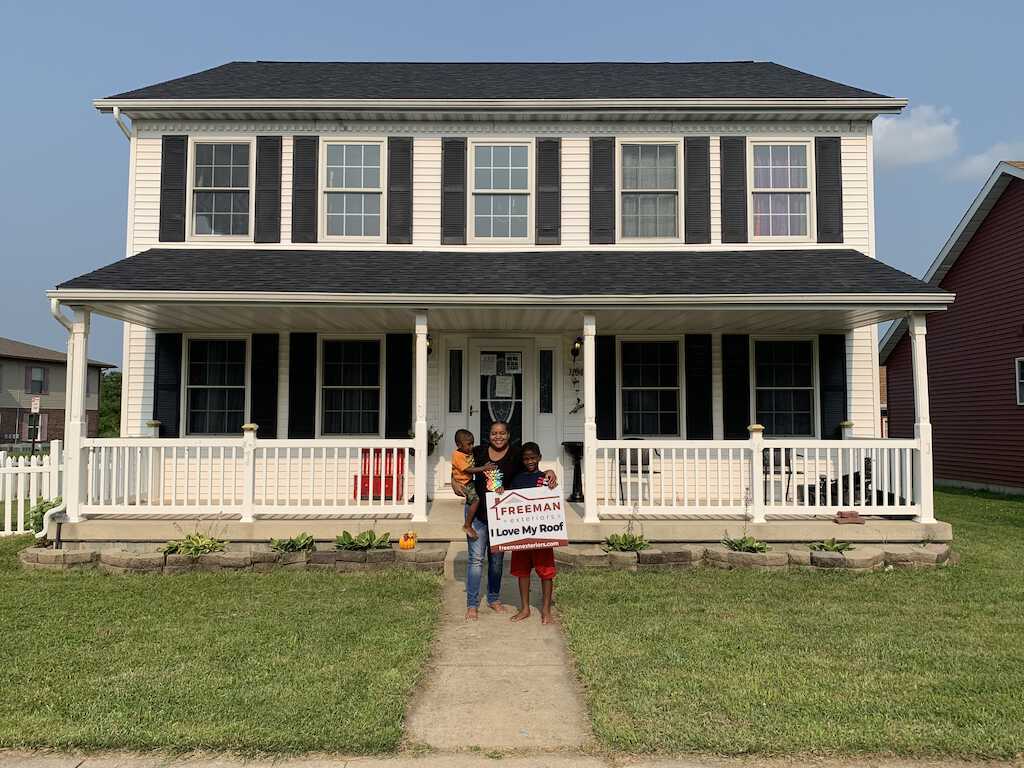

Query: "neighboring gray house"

xmin=0 ymin=337 xmax=112 ymax=443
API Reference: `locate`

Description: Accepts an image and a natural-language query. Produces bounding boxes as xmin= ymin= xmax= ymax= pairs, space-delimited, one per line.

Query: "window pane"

xmin=621 ymin=342 xmax=680 ymax=436
xmin=754 ymin=340 xmax=814 ymax=436
xmin=325 ymin=143 xmax=381 ymax=191
xmin=622 ymin=193 xmax=676 ymax=238
xmin=474 ymin=194 xmax=528 ymax=238
xmin=449 ymin=349 xmax=463 ymax=413
xmin=539 ymin=349 xmax=553 ymax=414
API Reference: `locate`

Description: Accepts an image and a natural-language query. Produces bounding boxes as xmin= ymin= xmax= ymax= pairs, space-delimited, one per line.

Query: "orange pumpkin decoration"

xmin=399 ymin=531 xmax=417 ymax=550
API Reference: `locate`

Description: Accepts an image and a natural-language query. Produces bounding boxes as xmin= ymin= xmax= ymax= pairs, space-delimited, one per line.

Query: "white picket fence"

xmin=0 ymin=441 xmax=63 ymax=535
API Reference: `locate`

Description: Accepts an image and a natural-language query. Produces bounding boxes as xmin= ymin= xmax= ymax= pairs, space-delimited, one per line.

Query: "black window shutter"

xmin=595 ymin=335 xmax=617 ymax=439
xmin=815 ymin=137 xmax=844 ymax=243
xmin=254 ymin=136 xmax=282 ymax=243
xmin=719 ymin=136 xmax=748 ymax=244
xmin=684 ymin=334 xmax=713 ymax=439
xmin=287 ymin=332 xmax=317 ymax=438
xmin=385 ymin=334 xmax=414 ymax=439
xmin=684 ymin=137 xmax=711 ymax=244
xmin=441 ymin=138 xmax=467 ymax=245
xmin=152 ymin=333 xmax=182 ymax=437
xmin=158 ymin=136 xmax=187 ymax=242
xmin=818 ymin=334 xmax=848 ymax=439
xmin=535 ymin=138 xmax=561 ymax=244
xmin=250 ymin=333 xmax=279 ymax=438
xmin=387 ymin=137 xmax=413 ymax=244
xmin=291 ymin=136 xmax=318 ymax=243
xmin=722 ymin=334 xmax=750 ymax=439
xmin=589 ymin=137 xmax=615 ymax=244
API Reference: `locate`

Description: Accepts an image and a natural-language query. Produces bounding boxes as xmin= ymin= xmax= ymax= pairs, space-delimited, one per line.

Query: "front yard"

xmin=0 ymin=536 xmax=441 ymax=754
xmin=558 ymin=489 xmax=1024 ymax=759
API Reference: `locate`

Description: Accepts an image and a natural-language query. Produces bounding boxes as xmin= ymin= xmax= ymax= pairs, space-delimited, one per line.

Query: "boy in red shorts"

xmin=508 ymin=442 xmax=557 ymax=625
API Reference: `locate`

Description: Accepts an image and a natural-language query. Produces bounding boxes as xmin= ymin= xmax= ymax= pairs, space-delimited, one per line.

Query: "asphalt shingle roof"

xmin=0 ymin=337 xmax=113 ymax=368
xmin=106 ymin=61 xmax=888 ymax=101
xmin=58 ymin=249 xmax=943 ymax=298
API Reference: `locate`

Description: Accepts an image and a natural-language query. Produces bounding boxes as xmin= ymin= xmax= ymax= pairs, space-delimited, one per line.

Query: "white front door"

xmin=467 ymin=339 xmax=534 ymax=447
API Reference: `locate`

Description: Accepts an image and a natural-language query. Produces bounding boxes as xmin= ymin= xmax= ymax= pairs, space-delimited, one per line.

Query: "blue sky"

xmin=2 ymin=0 xmax=1022 ymax=365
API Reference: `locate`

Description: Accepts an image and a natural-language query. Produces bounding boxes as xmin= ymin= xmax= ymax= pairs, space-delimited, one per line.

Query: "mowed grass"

xmin=0 ymin=537 xmax=441 ymax=754
xmin=557 ymin=489 xmax=1024 ymax=758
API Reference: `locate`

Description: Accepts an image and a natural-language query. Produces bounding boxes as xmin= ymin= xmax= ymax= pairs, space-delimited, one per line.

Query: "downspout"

xmin=112 ymin=106 xmax=131 ymax=141
xmin=38 ymin=300 xmax=75 ymax=540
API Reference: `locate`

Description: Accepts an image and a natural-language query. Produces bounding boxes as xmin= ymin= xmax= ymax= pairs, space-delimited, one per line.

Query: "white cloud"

xmin=951 ymin=140 xmax=1024 ymax=181
xmin=874 ymin=105 xmax=959 ymax=168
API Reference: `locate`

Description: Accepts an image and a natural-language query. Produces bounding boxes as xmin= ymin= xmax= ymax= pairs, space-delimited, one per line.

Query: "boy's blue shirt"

xmin=507 ymin=470 xmax=546 ymax=490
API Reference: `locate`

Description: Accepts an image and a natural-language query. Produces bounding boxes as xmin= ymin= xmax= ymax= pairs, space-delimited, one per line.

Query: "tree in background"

xmin=98 ymin=371 xmax=121 ymax=437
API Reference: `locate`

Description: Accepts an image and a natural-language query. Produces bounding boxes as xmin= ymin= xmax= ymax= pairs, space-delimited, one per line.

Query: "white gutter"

xmin=93 ymin=96 xmax=908 ymax=113
xmin=39 ymin=300 xmax=73 ymax=539
xmin=112 ymin=106 xmax=131 ymax=140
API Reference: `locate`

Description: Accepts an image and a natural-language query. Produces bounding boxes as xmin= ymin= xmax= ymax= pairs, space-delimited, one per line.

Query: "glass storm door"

xmin=468 ymin=344 xmax=532 ymax=448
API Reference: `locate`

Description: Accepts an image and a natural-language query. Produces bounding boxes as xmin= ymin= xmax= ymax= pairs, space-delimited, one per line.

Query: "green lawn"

xmin=558 ymin=489 xmax=1024 ymax=759
xmin=0 ymin=536 xmax=441 ymax=754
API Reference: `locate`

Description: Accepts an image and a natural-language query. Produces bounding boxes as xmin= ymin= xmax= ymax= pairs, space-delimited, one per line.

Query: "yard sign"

xmin=485 ymin=485 xmax=569 ymax=554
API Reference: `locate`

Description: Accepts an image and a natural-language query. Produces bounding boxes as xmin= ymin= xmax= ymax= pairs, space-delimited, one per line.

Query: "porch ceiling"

xmin=54 ymin=299 xmax=932 ymax=334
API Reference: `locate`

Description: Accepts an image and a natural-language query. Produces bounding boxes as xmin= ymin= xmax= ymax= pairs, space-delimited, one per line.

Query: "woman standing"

xmin=464 ymin=421 xmax=557 ymax=620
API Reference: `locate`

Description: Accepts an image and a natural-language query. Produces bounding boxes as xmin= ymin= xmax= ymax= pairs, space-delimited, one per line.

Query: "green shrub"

xmin=809 ymin=538 xmax=855 ymax=552
xmin=160 ymin=533 xmax=227 ymax=558
xmin=270 ymin=532 xmax=316 ymax=553
xmin=334 ymin=530 xmax=391 ymax=551
xmin=27 ymin=497 xmax=62 ymax=534
xmin=721 ymin=534 xmax=770 ymax=553
xmin=603 ymin=532 xmax=651 ymax=552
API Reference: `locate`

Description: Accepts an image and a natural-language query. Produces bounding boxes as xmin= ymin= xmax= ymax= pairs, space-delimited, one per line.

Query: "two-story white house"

xmin=46 ymin=61 xmax=953 ymax=546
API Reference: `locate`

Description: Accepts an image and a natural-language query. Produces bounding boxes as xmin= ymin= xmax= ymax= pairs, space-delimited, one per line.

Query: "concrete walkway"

xmin=404 ymin=561 xmax=592 ymax=750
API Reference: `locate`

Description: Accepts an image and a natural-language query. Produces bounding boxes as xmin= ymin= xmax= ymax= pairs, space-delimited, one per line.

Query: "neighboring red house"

xmin=881 ymin=161 xmax=1024 ymax=494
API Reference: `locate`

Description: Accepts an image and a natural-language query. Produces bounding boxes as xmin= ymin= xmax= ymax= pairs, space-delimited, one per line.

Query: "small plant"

xmin=335 ymin=530 xmax=392 ymax=551
xmin=603 ymin=531 xmax=651 ymax=552
xmin=27 ymin=497 xmax=62 ymax=534
xmin=721 ymin=534 xmax=770 ymax=553
xmin=810 ymin=538 xmax=856 ymax=552
xmin=270 ymin=532 xmax=316 ymax=553
xmin=161 ymin=533 xmax=227 ymax=558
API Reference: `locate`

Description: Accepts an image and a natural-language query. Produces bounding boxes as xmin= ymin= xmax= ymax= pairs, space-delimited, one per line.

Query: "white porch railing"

xmin=0 ymin=442 xmax=63 ymax=535
xmin=79 ymin=435 xmax=418 ymax=519
xmin=594 ymin=436 xmax=923 ymax=520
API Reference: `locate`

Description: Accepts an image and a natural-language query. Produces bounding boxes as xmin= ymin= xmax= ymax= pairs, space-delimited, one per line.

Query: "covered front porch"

xmin=46 ymin=287 xmax=949 ymax=542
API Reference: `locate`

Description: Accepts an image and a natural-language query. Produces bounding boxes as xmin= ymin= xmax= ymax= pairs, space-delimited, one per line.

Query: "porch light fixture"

xmin=571 ymin=337 xmax=583 ymax=359
xmin=426 ymin=335 xmax=433 ymax=356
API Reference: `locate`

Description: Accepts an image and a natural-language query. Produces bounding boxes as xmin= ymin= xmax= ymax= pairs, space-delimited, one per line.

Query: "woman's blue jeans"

xmin=465 ymin=512 xmax=504 ymax=608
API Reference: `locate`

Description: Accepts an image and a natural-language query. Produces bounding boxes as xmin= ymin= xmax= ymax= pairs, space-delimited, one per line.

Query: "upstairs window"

xmin=621 ymin=143 xmax=678 ymax=238
xmin=193 ymin=143 xmax=251 ymax=236
xmin=27 ymin=366 xmax=47 ymax=395
xmin=324 ymin=142 xmax=383 ymax=238
xmin=186 ymin=339 xmax=247 ymax=435
xmin=473 ymin=144 xmax=530 ymax=239
xmin=1016 ymin=358 xmax=1024 ymax=406
xmin=755 ymin=340 xmax=815 ymax=437
xmin=752 ymin=143 xmax=810 ymax=238
xmin=620 ymin=341 xmax=680 ymax=437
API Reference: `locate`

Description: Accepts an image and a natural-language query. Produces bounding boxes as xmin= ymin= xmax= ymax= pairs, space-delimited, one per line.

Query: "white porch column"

xmin=413 ymin=312 xmax=429 ymax=522
xmin=582 ymin=314 xmax=598 ymax=523
xmin=64 ymin=307 xmax=91 ymax=522
xmin=909 ymin=313 xmax=935 ymax=523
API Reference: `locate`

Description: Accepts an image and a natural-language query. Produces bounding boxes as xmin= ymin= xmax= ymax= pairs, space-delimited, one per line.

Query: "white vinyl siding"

xmin=561 ymin=137 xmax=590 ymax=246
xmin=412 ymin=137 xmax=442 ymax=246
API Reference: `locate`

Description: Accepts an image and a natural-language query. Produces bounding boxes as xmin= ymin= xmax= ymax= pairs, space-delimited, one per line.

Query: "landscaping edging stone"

xmin=18 ymin=543 xmax=449 ymax=575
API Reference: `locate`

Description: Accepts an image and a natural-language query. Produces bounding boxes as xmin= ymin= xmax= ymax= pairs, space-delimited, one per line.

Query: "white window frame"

xmin=615 ymin=138 xmax=683 ymax=243
xmin=28 ymin=366 xmax=46 ymax=395
xmin=749 ymin=336 xmax=820 ymax=439
xmin=467 ymin=138 xmax=534 ymax=245
xmin=319 ymin=137 xmax=387 ymax=243
xmin=316 ymin=334 xmax=387 ymax=438
xmin=1016 ymin=357 xmax=1024 ymax=406
xmin=180 ymin=334 xmax=251 ymax=436
xmin=186 ymin=136 xmax=257 ymax=242
xmin=747 ymin=137 xmax=815 ymax=243
xmin=616 ymin=337 xmax=686 ymax=438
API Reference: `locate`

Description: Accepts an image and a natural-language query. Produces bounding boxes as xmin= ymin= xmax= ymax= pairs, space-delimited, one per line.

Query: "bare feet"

xmin=463 ymin=525 xmax=478 ymax=540
xmin=465 ymin=607 xmax=478 ymax=620
xmin=488 ymin=601 xmax=507 ymax=613
xmin=511 ymin=607 xmax=531 ymax=622
xmin=541 ymin=611 xmax=555 ymax=625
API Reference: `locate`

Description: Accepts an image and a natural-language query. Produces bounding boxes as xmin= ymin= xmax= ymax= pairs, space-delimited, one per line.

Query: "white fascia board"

xmin=49 ymin=288 xmax=953 ymax=310
xmin=93 ymin=96 xmax=907 ymax=113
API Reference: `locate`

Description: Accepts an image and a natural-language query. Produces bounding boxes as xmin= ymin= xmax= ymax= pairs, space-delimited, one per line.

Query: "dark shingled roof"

xmin=58 ymin=249 xmax=943 ymax=298
xmin=0 ymin=337 xmax=114 ymax=368
xmin=106 ymin=61 xmax=889 ymax=101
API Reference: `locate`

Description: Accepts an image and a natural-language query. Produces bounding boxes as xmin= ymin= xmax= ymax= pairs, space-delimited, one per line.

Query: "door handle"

xmin=469 ymin=405 xmax=476 ymax=416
